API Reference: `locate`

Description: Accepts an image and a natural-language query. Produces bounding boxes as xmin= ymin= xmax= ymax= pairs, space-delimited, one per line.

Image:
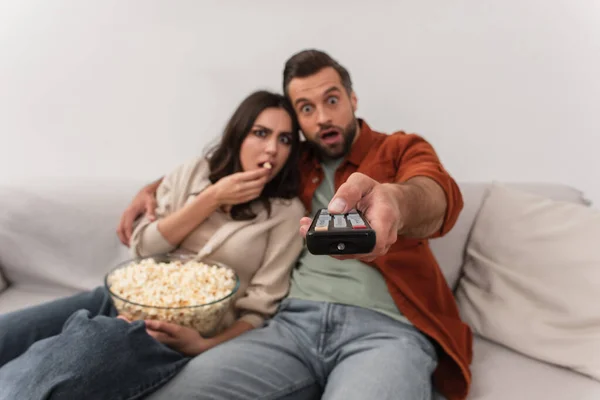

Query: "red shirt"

xmin=298 ymin=120 xmax=472 ymax=400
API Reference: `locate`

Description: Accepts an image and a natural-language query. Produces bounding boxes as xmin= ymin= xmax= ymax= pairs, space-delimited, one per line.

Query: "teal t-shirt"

xmin=288 ymin=158 xmax=410 ymax=325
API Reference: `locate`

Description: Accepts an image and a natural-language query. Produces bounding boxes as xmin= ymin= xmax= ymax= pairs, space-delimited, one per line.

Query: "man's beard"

xmin=309 ymin=118 xmax=358 ymax=160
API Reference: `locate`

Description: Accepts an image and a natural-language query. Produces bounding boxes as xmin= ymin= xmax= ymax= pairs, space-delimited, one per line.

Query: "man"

xmin=120 ymin=49 xmax=472 ymax=400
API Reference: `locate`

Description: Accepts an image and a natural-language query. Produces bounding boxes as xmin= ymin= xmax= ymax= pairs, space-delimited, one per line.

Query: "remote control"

xmin=306 ymin=208 xmax=376 ymax=255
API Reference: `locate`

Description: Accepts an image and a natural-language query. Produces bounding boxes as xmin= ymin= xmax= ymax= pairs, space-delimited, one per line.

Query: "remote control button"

xmin=333 ymin=215 xmax=347 ymax=228
xmin=315 ymin=218 xmax=330 ymax=228
xmin=348 ymin=214 xmax=366 ymax=226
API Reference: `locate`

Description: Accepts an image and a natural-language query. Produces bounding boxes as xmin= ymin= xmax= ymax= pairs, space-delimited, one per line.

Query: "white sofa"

xmin=0 ymin=179 xmax=599 ymax=400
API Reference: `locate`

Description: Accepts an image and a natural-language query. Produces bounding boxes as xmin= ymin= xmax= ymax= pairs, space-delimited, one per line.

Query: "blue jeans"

xmin=147 ymin=298 xmax=439 ymax=400
xmin=0 ymin=287 xmax=114 ymax=367
xmin=0 ymin=287 xmax=188 ymax=400
xmin=0 ymin=293 xmax=439 ymax=399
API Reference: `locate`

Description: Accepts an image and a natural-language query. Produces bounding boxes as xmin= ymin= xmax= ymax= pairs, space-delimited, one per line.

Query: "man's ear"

xmin=350 ymin=91 xmax=358 ymax=112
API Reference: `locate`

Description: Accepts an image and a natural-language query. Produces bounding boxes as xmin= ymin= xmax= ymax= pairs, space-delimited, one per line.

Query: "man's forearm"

xmin=387 ymin=177 xmax=447 ymax=238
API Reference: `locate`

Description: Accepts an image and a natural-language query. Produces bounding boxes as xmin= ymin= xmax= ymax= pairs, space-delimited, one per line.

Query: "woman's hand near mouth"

xmin=207 ymin=168 xmax=270 ymax=207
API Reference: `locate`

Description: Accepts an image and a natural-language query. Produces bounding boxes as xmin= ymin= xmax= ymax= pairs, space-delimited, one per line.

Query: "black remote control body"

xmin=306 ymin=208 xmax=376 ymax=255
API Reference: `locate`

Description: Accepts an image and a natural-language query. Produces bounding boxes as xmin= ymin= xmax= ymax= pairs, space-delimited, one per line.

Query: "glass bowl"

xmin=104 ymin=253 xmax=240 ymax=336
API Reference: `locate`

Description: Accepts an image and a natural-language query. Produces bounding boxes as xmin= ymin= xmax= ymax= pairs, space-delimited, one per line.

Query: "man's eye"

xmin=327 ymin=96 xmax=338 ymax=105
xmin=301 ymin=105 xmax=313 ymax=114
xmin=253 ymin=129 xmax=267 ymax=137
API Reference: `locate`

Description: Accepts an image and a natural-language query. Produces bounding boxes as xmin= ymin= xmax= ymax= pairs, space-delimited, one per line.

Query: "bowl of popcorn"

xmin=104 ymin=254 xmax=240 ymax=336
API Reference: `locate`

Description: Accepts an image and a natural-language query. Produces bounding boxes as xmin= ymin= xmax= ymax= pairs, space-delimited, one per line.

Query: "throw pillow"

xmin=456 ymin=183 xmax=600 ymax=381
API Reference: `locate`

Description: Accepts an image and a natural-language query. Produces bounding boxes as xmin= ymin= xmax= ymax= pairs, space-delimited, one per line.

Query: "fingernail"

xmin=329 ymin=198 xmax=346 ymax=213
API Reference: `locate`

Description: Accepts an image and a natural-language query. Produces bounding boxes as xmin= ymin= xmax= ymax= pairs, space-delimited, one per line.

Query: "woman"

xmin=0 ymin=90 xmax=306 ymax=400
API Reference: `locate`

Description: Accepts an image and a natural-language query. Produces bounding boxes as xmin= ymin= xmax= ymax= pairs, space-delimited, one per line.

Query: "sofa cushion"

xmin=468 ymin=335 xmax=600 ymax=400
xmin=0 ymin=179 xmax=139 ymax=293
xmin=0 ymin=284 xmax=80 ymax=314
xmin=456 ymin=183 xmax=600 ymax=381
xmin=429 ymin=182 xmax=590 ymax=290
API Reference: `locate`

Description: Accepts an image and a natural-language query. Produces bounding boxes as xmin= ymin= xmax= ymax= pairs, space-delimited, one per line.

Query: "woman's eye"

xmin=327 ymin=96 xmax=338 ymax=105
xmin=279 ymin=135 xmax=292 ymax=145
xmin=301 ymin=105 xmax=313 ymax=114
xmin=253 ymin=129 xmax=267 ymax=137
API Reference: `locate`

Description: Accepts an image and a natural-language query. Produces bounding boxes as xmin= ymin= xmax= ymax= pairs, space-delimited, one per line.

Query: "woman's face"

xmin=239 ymin=107 xmax=295 ymax=180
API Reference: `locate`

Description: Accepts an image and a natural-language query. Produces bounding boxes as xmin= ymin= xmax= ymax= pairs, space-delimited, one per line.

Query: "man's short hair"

xmin=283 ymin=49 xmax=353 ymax=98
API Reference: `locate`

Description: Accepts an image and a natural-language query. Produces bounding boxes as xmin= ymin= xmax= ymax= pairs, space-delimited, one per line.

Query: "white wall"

xmin=1 ymin=0 xmax=599 ymax=205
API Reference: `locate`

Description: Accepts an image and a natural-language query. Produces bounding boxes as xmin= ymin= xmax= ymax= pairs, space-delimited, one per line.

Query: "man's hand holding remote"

xmin=299 ymin=172 xmax=447 ymax=262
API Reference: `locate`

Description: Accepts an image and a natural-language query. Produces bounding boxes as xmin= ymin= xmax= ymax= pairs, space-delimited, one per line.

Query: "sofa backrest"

xmin=0 ymin=179 xmax=591 ymax=293
xmin=430 ymin=182 xmax=591 ymax=291
xmin=0 ymin=179 xmax=144 ymax=291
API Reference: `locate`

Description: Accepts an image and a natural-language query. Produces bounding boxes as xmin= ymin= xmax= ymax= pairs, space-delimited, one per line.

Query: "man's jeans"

xmin=148 ymin=298 xmax=439 ymax=400
xmin=0 ymin=287 xmax=188 ymax=400
xmin=0 ymin=291 xmax=438 ymax=400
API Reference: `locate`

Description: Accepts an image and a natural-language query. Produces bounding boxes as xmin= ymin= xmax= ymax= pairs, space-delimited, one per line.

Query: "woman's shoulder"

xmin=165 ymin=156 xmax=209 ymax=179
xmin=162 ymin=156 xmax=210 ymax=189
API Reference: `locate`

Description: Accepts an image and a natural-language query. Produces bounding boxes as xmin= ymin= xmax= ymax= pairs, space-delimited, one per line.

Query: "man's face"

xmin=287 ymin=67 xmax=358 ymax=159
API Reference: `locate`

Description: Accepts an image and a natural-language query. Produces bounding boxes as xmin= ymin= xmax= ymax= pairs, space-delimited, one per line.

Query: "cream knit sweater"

xmin=130 ymin=157 xmax=305 ymax=331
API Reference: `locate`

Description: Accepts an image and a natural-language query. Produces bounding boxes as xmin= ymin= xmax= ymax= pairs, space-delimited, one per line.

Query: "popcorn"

xmin=263 ymin=161 xmax=272 ymax=169
xmin=106 ymin=259 xmax=237 ymax=336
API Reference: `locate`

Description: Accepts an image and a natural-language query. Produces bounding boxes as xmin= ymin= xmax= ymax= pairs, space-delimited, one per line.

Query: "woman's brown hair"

xmin=205 ymin=90 xmax=300 ymax=221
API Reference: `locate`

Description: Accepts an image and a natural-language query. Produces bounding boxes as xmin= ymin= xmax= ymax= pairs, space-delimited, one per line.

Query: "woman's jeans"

xmin=0 ymin=287 xmax=188 ymax=400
